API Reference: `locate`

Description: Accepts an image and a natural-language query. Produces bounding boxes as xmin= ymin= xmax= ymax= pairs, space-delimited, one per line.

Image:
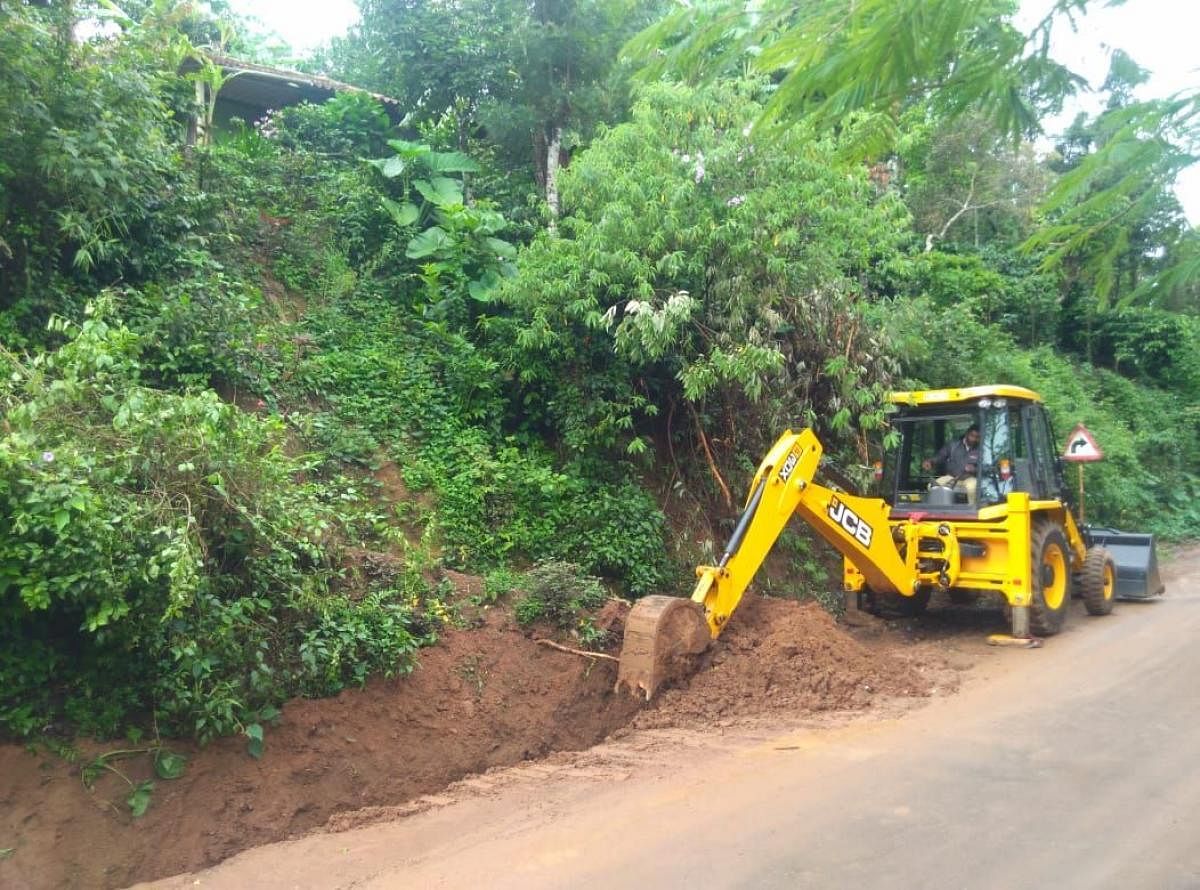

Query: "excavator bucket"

xmin=1085 ymin=528 xmax=1165 ymax=600
xmin=615 ymin=595 xmax=711 ymax=701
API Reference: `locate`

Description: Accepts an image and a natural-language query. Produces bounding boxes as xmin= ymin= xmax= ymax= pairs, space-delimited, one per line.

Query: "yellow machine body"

xmin=616 ymin=385 xmax=1136 ymax=699
xmin=690 ymin=427 xmax=1085 ymax=631
xmin=840 ymin=494 xmax=1087 ymax=610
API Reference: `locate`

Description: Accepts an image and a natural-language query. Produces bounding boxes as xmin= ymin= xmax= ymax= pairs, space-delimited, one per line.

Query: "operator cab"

xmin=884 ymin=385 xmax=1066 ymax=518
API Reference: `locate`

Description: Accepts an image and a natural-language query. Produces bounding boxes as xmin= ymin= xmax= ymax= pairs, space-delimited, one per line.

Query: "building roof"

xmin=888 ymin=385 xmax=1043 ymax=406
xmin=181 ymin=53 xmax=403 ymax=117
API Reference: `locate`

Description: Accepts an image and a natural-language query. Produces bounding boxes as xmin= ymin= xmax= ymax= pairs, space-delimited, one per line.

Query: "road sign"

xmin=1062 ymin=423 xmax=1103 ymax=462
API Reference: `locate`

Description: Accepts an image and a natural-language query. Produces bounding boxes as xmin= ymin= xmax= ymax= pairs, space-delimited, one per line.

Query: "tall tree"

xmin=336 ymin=0 xmax=658 ymax=218
xmin=898 ymin=113 xmax=1049 ymax=252
xmin=626 ymin=0 xmax=1086 ymax=142
xmin=625 ymin=0 xmax=1199 ymax=304
xmin=0 ymin=1 xmax=192 ymax=327
xmin=1029 ymin=51 xmax=1195 ymax=310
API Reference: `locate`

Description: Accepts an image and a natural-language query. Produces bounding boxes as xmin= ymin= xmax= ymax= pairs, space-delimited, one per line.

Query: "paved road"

xmin=143 ymin=547 xmax=1200 ymax=890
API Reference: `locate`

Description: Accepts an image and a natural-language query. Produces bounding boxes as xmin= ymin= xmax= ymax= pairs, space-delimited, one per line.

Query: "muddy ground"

xmin=0 ymin=592 xmax=976 ymax=890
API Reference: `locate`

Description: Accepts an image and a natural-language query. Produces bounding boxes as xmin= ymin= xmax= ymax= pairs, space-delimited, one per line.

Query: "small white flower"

xmin=681 ymin=153 xmax=691 ymax=163
xmin=742 ymin=125 xmax=752 ymax=137
xmin=726 ymin=195 xmax=746 ymax=207
xmin=41 ymin=451 xmax=55 ymax=463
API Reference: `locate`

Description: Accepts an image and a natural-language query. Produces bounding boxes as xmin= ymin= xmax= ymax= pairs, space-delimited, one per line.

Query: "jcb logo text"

xmin=828 ymin=496 xmax=873 ymax=547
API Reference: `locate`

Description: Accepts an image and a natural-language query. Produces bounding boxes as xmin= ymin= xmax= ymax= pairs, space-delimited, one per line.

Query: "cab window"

xmin=889 ymin=412 xmax=977 ymax=504
xmin=978 ymin=407 xmax=1027 ymax=505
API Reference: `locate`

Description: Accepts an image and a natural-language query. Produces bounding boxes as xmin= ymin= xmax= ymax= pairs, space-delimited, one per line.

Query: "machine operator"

xmin=922 ymin=424 xmax=981 ymax=503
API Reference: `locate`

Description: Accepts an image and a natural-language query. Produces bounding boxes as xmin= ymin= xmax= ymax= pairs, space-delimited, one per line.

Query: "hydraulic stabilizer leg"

xmin=1011 ymin=604 xmax=1030 ymax=638
xmin=987 ymin=603 xmax=1042 ymax=648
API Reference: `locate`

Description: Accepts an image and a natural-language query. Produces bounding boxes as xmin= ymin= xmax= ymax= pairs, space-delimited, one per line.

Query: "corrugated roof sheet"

xmin=181 ymin=53 xmax=403 ymax=114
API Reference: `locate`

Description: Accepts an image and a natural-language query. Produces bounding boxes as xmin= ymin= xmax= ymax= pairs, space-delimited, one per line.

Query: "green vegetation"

xmin=492 ymin=79 xmax=906 ymax=469
xmin=0 ymin=1 xmax=1195 ymax=745
xmin=0 ymin=304 xmax=423 ymax=741
xmin=513 ymin=560 xmax=609 ymax=647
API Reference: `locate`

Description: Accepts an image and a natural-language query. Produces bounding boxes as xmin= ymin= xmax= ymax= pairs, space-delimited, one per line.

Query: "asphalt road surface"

xmin=142 ymin=546 xmax=1200 ymax=890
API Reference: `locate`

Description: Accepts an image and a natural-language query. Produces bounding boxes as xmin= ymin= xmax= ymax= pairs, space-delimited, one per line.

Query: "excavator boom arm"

xmin=616 ymin=429 xmax=917 ymax=699
xmin=690 ymin=429 xmax=913 ymax=635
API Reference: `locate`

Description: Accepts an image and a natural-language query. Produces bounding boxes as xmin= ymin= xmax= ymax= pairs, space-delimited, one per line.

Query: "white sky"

xmin=1017 ymin=0 xmax=1200 ymax=223
xmin=228 ymin=0 xmax=1199 ymax=223
xmin=226 ymin=0 xmax=359 ymax=53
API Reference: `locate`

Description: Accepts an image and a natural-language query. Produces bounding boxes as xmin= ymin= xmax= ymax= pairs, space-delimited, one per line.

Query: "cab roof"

xmin=888 ymin=385 xmax=1042 ymax=407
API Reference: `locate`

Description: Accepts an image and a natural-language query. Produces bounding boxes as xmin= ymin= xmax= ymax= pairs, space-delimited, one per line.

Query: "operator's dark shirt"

xmin=932 ymin=437 xmax=980 ymax=478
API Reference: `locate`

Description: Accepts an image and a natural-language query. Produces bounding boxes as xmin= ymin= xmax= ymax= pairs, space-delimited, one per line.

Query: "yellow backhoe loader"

xmin=616 ymin=385 xmax=1164 ymax=699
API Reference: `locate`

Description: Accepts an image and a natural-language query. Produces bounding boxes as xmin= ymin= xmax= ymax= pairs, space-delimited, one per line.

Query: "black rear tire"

xmin=1030 ymin=520 xmax=1070 ymax=636
xmin=1080 ymin=546 xmax=1117 ymax=616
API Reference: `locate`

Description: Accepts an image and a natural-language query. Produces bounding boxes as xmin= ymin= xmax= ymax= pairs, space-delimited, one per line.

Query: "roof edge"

xmin=888 ymin=385 xmax=1043 ymax=406
xmin=182 ymin=52 xmax=403 ymax=108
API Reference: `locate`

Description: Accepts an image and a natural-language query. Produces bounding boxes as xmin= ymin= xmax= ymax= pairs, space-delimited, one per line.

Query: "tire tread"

xmin=1029 ymin=519 xmax=1069 ymax=636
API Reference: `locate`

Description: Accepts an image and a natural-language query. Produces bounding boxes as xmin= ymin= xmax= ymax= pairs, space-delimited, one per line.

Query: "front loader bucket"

xmin=1085 ymin=528 xmax=1165 ymax=600
xmin=615 ymin=595 xmax=711 ymax=701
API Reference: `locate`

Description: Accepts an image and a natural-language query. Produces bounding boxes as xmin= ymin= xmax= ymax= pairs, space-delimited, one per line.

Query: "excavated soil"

xmin=0 ymin=593 xmax=950 ymax=890
xmin=635 ymin=594 xmax=935 ymax=727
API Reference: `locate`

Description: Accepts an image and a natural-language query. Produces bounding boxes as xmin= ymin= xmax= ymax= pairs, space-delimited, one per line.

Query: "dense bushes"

xmin=514 ymin=561 xmax=609 ymax=646
xmin=0 ymin=5 xmax=195 ymax=338
xmin=280 ymin=293 xmax=675 ymax=595
xmin=490 ymin=80 xmax=910 ymax=480
xmin=0 ymin=307 xmax=421 ymax=739
xmin=208 ymin=111 xmax=678 ymax=596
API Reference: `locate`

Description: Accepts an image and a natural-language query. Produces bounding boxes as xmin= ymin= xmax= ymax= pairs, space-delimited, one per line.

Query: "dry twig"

xmin=534 ymin=638 xmax=619 ymax=662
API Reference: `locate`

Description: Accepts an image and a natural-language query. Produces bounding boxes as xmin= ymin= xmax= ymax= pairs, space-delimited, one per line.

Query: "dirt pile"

xmin=0 ymin=611 xmax=639 ymax=890
xmin=636 ymin=594 xmax=933 ymax=728
xmin=0 ymin=593 xmax=944 ymax=890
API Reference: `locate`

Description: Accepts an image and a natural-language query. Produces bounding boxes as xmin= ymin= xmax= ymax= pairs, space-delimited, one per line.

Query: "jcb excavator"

xmin=616 ymin=385 xmax=1164 ymax=699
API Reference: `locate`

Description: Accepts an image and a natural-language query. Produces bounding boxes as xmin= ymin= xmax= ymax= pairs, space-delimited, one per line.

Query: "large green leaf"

xmin=484 ymin=236 xmax=517 ymax=259
xmin=381 ymin=197 xmax=420 ymax=227
xmin=387 ymin=139 xmax=432 ymax=162
xmin=414 ymin=177 xmax=464 ymax=208
xmin=367 ymin=156 xmax=406 ymax=179
xmin=426 ymin=151 xmax=481 ymax=174
xmin=154 ymin=749 xmax=187 ymax=780
xmin=245 ymin=722 xmax=264 ymax=759
xmin=406 ymin=226 xmax=452 ymax=259
xmin=468 ymin=269 xmax=502 ymax=302
xmin=127 ymin=780 xmax=154 ymax=818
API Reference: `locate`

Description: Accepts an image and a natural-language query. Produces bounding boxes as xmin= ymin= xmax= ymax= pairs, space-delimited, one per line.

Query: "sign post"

xmin=1061 ymin=423 xmax=1104 ymax=523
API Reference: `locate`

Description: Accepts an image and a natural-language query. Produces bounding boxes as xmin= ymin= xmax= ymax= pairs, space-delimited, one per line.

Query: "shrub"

xmin=514 ymin=561 xmax=606 ymax=631
xmin=490 ymin=78 xmax=909 ymax=476
xmin=0 ymin=305 xmax=419 ymax=739
xmin=284 ymin=292 xmax=676 ymax=595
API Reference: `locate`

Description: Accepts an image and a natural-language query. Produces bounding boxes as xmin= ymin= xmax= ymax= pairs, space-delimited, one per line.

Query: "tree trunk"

xmin=545 ymin=125 xmax=563 ymax=234
xmin=532 ymin=131 xmax=547 ymax=188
